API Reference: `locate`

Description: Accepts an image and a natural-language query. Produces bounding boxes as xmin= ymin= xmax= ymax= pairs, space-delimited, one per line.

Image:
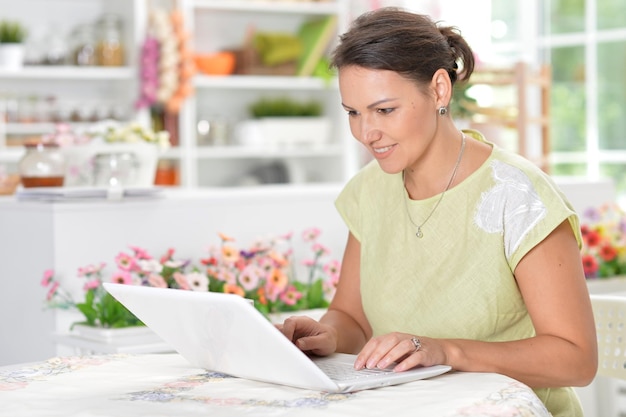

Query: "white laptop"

xmin=103 ymin=283 xmax=451 ymax=393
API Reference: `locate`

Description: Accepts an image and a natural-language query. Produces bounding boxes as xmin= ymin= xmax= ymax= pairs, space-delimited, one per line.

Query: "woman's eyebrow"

xmin=341 ymin=98 xmax=397 ymax=110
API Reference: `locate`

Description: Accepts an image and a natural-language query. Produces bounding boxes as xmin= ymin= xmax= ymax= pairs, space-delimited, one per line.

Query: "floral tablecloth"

xmin=0 ymin=353 xmax=550 ymax=417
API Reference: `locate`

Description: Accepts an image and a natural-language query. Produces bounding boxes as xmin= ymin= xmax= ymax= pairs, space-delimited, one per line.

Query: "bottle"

xmin=96 ymin=14 xmax=125 ymax=66
xmin=18 ymin=142 xmax=65 ymax=188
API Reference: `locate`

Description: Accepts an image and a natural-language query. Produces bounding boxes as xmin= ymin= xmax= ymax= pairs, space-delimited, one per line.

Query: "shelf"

xmin=3 ymin=122 xmax=94 ymax=135
xmin=0 ymin=66 xmax=135 ymax=81
xmin=0 ymin=148 xmax=22 ymax=162
xmin=192 ymin=144 xmax=344 ymax=159
xmin=192 ymin=0 xmax=342 ymax=14
xmin=193 ymin=74 xmax=338 ymax=90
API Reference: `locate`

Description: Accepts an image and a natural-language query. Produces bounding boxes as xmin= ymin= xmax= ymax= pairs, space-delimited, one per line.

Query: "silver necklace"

xmin=402 ymin=133 xmax=466 ymax=238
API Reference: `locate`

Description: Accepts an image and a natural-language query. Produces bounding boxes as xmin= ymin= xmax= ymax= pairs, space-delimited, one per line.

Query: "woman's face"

xmin=338 ymin=66 xmax=438 ymax=174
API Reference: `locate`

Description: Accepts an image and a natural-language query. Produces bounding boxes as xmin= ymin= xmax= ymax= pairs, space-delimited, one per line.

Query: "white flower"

xmin=137 ymin=259 xmax=162 ymax=274
xmin=186 ymin=272 xmax=209 ymax=291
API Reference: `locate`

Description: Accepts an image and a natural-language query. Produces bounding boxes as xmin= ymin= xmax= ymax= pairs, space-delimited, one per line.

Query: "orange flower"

xmin=256 ymin=287 xmax=267 ymax=305
xmin=267 ymin=268 xmax=288 ymax=291
xmin=269 ymin=250 xmax=289 ymax=268
xmin=218 ymin=232 xmax=235 ymax=242
xmin=223 ymin=283 xmax=245 ymax=297
xmin=221 ymin=244 xmax=240 ymax=264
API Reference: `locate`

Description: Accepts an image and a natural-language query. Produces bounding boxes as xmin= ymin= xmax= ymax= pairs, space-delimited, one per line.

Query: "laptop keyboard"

xmin=315 ymin=358 xmax=393 ymax=381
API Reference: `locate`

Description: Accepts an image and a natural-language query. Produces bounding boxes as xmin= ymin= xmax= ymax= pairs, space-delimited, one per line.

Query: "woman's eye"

xmin=377 ymin=108 xmax=394 ymax=115
xmin=346 ymin=110 xmax=358 ymax=117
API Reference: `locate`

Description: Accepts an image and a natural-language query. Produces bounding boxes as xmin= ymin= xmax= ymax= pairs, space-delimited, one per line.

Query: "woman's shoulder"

xmin=464 ymin=128 xmax=551 ymax=183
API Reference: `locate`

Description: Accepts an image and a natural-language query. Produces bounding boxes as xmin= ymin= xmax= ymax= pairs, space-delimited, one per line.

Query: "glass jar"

xmin=18 ymin=142 xmax=65 ymax=188
xmin=93 ymin=152 xmax=138 ymax=187
xmin=71 ymin=24 xmax=97 ymax=66
xmin=96 ymin=14 xmax=125 ymax=66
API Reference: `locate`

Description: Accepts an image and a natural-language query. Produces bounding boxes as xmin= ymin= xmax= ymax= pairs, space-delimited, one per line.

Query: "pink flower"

xmin=159 ymin=247 xmax=175 ymax=263
xmin=110 ymin=270 xmax=132 ymax=284
xmin=217 ymin=267 xmax=237 ymax=285
xmin=77 ymin=263 xmax=104 ymax=277
xmin=302 ymin=227 xmax=321 ymax=242
xmin=324 ymin=260 xmax=341 ymax=282
xmin=115 ymin=252 xmax=136 ymax=271
xmin=41 ymin=269 xmax=55 ymax=287
xmin=173 ymin=272 xmax=190 ymax=290
xmin=279 ymin=285 xmax=302 ymax=306
xmin=238 ymin=264 xmax=261 ymax=291
xmin=312 ymin=242 xmax=330 ymax=256
xmin=46 ymin=281 xmax=60 ymax=301
xmin=130 ymin=246 xmax=152 ymax=260
xmin=147 ymin=274 xmax=167 ymax=288
xmin=83 ymin=279 xmax=100 ymax=291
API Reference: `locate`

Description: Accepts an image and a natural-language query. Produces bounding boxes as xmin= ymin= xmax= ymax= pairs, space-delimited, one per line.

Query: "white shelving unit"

xmin=174 ymin=0 xmax=358 ymax=188
xmin=0 ymin=0 xmax=358 ymax=188
xmin=0 ymin=0 xmax=147 ymax=171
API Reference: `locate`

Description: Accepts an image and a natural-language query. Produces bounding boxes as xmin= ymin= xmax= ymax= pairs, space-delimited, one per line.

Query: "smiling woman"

xmin=277 ymin=8 xmax=597 ymax=417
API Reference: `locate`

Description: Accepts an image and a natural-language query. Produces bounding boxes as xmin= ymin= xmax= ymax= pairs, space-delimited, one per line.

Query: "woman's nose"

xmin=358 ymin=117 xmax=382 ymax=145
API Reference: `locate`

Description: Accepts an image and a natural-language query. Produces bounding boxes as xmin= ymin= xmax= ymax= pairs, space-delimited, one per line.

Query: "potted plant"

xmin=0 ymin=20 xmax=27 ymax=69
xmin=235 ymin=97 xmax=331 ymax=148
xmin=41 ymin=227 xmax=340 ymax=342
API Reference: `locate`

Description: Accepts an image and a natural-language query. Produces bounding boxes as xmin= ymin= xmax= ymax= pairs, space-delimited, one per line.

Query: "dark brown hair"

xmin=331 ymin=7 xmax=475 ymax=88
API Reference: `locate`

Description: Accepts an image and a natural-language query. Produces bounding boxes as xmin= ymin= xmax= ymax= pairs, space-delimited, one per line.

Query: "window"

xmin=380 ymin=0 xmax=626 ymax=203
xmin=490 ymin=0 xmax=626 ymax=203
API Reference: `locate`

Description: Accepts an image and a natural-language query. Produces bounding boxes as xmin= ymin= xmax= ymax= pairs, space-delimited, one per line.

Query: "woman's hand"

xmin=277 ymin=316 xmax=339 ymax=356
xmin=354 ymin=333 xmax=447 ymax=372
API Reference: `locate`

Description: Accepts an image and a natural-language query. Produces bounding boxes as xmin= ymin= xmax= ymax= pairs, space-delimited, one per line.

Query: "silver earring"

xmin=438 ymin=106 xmax=448 ymax=116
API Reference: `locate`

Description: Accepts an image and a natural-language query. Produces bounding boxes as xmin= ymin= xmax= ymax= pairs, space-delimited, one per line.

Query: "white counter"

xmin=0 ymin=184 xmax=347 ymax=366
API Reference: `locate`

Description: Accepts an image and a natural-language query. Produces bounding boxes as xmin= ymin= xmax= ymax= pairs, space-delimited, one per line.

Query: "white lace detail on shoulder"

xmin=474 ymin=160 xmax=547 ymax=259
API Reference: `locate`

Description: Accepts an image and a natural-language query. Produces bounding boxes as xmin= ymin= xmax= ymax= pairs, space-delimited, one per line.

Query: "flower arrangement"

xmin=86 ymin=120 xmax=171 ymax=150
xmin=41 ymin=228 xmax=340 ymax=328
xmin=580 ymin=203 xmax=626 ymax=279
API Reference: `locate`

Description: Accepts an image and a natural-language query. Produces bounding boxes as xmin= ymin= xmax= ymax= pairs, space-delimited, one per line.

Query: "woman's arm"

xmin=280 ymin=232 xmax=372 ymax=355
xmin=356 ymin=220 xmax=598 ymax=388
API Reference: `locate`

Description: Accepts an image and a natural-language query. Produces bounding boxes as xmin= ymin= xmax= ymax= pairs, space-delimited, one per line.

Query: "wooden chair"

xmin=590 ymin=293 xmax=626 ymax=380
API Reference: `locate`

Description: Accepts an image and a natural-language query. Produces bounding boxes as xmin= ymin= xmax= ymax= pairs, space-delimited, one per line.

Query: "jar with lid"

xmin=18 ymin=142 xmax=65 ymax=188
xmin=71 ymin=24 xmax=97 ymax=66
xmin=93 ymin=152 xmax=138 ymax=187
xmin=96 ymin=14 xmax=125 ymax=66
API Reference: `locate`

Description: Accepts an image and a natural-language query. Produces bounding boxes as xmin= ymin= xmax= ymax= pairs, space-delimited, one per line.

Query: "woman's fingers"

xmin=355 ymin=333 xmax=434 ymax=371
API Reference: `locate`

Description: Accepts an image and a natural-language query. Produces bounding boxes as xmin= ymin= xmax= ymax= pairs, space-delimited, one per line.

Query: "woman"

xmin=279 ymin=7 xmax=597 ymax=416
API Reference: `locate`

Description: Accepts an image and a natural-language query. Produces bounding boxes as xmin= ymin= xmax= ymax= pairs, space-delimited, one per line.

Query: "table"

xmin=0 ymin=353 xmax=550 ymax=417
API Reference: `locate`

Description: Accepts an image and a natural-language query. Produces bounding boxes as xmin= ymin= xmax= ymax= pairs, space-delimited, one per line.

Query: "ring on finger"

xmin=410 ymin=337 xmax=421 ymax=352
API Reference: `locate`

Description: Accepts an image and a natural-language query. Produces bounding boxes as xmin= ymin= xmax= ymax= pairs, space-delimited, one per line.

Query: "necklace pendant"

xmin=416 ymin=227 xmax=423 ymax=238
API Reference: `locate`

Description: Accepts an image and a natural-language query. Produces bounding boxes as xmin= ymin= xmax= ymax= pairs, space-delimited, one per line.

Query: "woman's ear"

xmin=432 ymin=68 xmax=453 ymax=109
